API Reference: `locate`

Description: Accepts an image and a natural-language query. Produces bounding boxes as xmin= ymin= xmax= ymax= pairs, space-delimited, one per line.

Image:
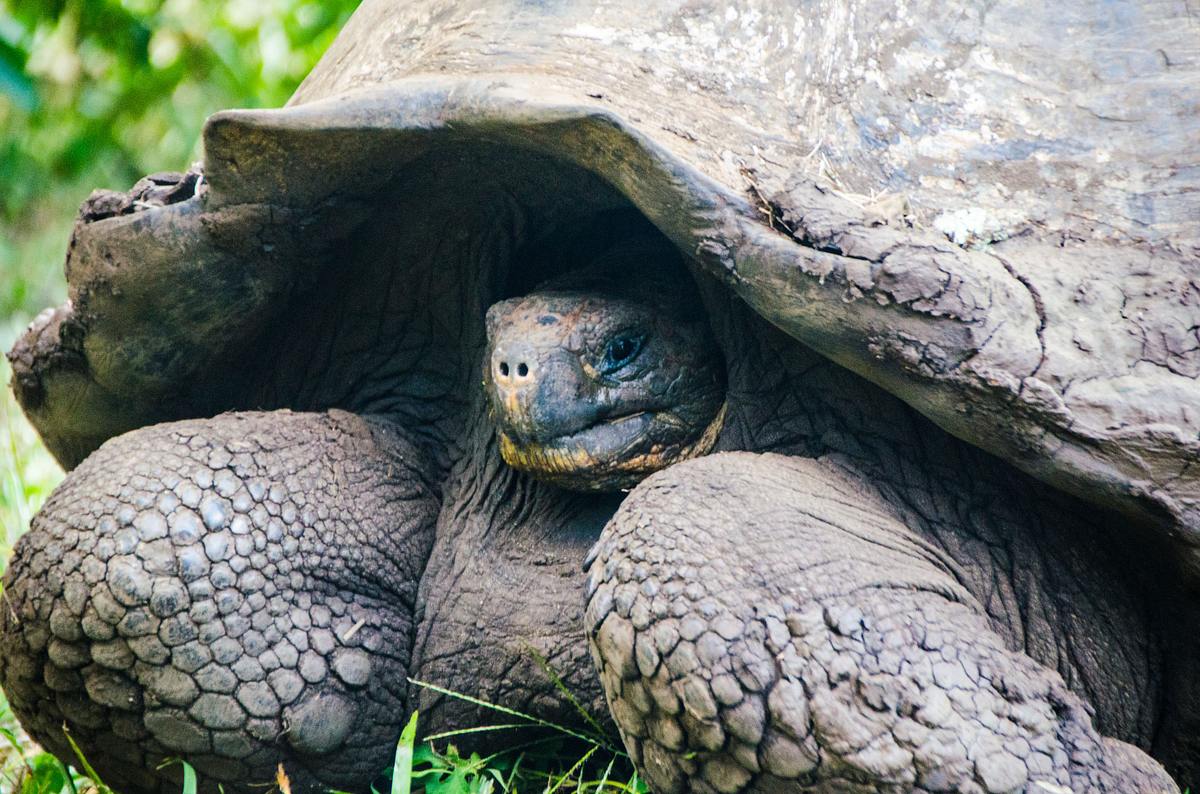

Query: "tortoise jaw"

xmin=497 ymin=403 xmax=727 ymax=492
xmin=497 ymin=411 xmax=655 ymax=487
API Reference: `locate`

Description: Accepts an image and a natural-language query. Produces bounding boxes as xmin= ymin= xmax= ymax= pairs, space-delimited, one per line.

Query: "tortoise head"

xmin=484 ymin=246 xmax=726 ymax=492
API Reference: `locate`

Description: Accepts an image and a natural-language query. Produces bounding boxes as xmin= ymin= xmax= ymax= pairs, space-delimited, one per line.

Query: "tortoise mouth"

xmin=498 ymin=410 xmax=655 ymax=484
xmin=497 ymin=403 xmax=726 ymax=492
xmin=503 ymin=408 xmax=653 ymax=454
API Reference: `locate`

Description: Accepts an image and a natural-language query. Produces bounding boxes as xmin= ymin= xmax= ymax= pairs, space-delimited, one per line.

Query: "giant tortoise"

xmin=2 ymin=1 xmax=1197 ymax=792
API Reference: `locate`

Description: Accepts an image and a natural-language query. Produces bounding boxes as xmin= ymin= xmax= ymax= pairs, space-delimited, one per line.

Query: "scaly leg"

xmin=586 ymin=452 xmax=1176 ymax=793
xmin=0 ymin=410 xmax=439 ymax=793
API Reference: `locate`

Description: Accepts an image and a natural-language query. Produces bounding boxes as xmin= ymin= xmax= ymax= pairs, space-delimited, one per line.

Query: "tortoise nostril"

xmin=492 ymin=347 xmax=534 ymax=385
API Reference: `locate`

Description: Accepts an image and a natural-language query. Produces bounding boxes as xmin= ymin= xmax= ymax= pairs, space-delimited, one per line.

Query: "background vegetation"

xmin=1 ymin=0 xmax=357 ymax=329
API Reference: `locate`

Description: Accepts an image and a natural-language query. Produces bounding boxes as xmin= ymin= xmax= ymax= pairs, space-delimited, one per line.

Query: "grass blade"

xmin=408 ymin=679 xmax=621 ymax=754
xmin=521 ymin=642 xmax=609 ymax=742
xmin=422 ymin=723 xmax=531 ymax=742
xmin=543 ymin=745 xmax=596 ymax=794
xmin=61 ymin=724 xmax=114 ymax=794
xmin=391 ymin=711 xmax=419 ymax=794
xmin=179 ymin=761 xmax=197 ymax=794
xmin=591 ymin=755 xmax=616 ymax=794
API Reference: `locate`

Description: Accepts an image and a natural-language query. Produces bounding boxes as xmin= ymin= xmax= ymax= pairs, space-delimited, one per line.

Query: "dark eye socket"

xmin=601 ymin=333 xmax=645 ymax=374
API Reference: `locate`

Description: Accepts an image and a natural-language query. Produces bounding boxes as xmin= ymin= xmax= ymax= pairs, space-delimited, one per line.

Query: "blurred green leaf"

xmin=0 ymin=42 xmax=37 ymax=111
xmin=23 ymin=754 xmax=70 ymax=794
xmin=0 ymin=0 xmax=361 ymax=221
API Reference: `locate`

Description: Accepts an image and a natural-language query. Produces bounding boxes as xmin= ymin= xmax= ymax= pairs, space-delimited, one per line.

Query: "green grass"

xmin=381 ymin=694 xmax=646 ymax=794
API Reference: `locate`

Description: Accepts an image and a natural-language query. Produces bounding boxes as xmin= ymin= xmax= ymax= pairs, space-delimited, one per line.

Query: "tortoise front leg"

xmin=0 ymin=410 xmax=440 ymax=794
xmin=585 ymin=452 xmax=1176 ymax=793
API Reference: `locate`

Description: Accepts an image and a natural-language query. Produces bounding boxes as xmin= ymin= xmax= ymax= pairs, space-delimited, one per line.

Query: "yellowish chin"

xmin=497 ymin=402 xmax=727 ymax=489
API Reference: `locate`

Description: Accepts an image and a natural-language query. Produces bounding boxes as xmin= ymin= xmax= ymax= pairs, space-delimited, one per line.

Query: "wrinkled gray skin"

xmin=0 ymin=222 xmax=1187 ymax=794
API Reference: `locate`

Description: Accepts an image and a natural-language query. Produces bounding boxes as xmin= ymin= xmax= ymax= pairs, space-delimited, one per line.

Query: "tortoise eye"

xmin=601 ymin=333 xmax=645 ymax=374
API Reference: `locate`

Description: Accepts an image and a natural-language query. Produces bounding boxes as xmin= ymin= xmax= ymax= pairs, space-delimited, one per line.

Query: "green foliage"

xmin=412 ymin=742 xmax=508 ymax=794
xmin=396 ymin=683 xmax=647 ymax=794
xmin=0 ymin=357 xmax=61 ymax=562
xmin=390 ymin=720 xmax=648 ymax=794
xmin=0 ymin=0 xmax=358 ymax=215
xmin=399 ymin=737 xmax=648 ymax=794
xmin=0 ymin=748 xmax=75 ymax=794
xmin=0 ymin=0 xmax=361 ymax=325
xmin=0 ymin=697 xmax=90 ymax=794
